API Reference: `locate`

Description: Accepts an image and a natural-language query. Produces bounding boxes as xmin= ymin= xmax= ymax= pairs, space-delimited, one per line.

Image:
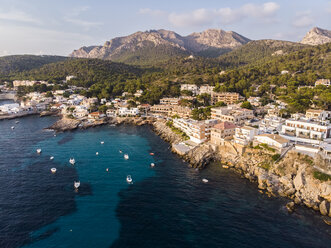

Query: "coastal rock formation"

xmin=152 ymin=120 xmax=185 ymax=144
xmin=184 ymin=144 xmax=217 ymax=169
xmin=300 ymin=27 xmax=331 ymax=45
xmin=47 ymin=117 xmax=81 ymax=131
xmin=115 ymin=116 xmax=156 ymax=126
xmin=217 ymin=147 xmax=331 ymax=217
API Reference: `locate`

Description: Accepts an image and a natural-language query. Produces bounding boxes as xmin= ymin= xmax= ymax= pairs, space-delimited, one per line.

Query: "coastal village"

xmin=1 ymin=76 xmax=331 ymax=218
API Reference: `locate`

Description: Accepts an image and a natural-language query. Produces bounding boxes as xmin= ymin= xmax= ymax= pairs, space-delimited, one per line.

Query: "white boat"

xmin=96 ymin=152 xmax=99 ymax=155
xmin=100 ymin=141 xmax=104 ymax=144
xmin=150 ymin=163 xmax=155 ymax=167
xmin=119 ymin=150 xmax=122 ymax=153
xmin=36 ymin=149 xmax=42 ymax=154
xmin=51 ymin=168 xmax=57 ymax=173
xmin=74 ymin=181 xmax=80 ymax=189
xmin=54 ymin=134 xmax=56 ymax=137
xmin=50 ymin=156 xmax=54 ymax=160
xmin=124 ymin=154 xmax=129 ymax=160
xmin=126 ymin=175 xmax=132 ymax=183
xmin=15 ymin=121 xmax=19 ymax=124
xmin=69 ymin=158 xmax=75 ymax=165
xmin=11 ymin=126 xmax=15 ymax=130
xmin=202 ymin=178 xmax=209 ymax=183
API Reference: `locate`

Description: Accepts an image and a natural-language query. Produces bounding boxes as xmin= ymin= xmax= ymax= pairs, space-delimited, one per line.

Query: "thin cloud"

xmin=139 ymin=8 xmax=166 ymax=17
xmin=64 ymin=6 xmax=103 ymax=30
xmin=141 ymin=2 xmax=280 ymax=28
xmin=0 ymin=9 xmax=40 ymax=24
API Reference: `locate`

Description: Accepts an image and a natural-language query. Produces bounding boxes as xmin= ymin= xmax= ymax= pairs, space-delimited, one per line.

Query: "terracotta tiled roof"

xmin=213 ymin=121 xmax=236 ymax=130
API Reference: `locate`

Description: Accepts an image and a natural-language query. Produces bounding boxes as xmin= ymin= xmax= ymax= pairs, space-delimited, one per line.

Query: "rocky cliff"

xmin=219 ymin=145 xmax=331 ymax=218
xmin=301 ymin=27 xmax=331 ymax=45
xmin=70 ymin=29 xmax=250 ymax=61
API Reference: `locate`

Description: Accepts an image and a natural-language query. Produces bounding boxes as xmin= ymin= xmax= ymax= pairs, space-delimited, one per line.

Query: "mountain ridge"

xmin=69 ymin=29 xmax=251 ymax=63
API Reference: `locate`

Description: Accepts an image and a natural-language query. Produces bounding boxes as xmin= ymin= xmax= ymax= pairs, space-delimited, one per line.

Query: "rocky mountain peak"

xmin=300 ymin=27 xmax=331 ymax=45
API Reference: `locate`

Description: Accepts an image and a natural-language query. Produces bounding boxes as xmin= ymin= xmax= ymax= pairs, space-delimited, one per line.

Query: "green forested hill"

xmin=0 ymin=55 xmax=67 ymax=75
xmin=217 ymin=40 xmax=309 ymax=68
xmin=110 ymin=43 xmax=190 ymax=66
xmin=13 ymin=58 xmax=145 ymax=87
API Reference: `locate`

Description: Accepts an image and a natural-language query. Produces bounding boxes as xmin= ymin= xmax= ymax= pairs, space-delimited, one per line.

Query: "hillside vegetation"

xmin=0 ymin=55 xmax=67 ymax=76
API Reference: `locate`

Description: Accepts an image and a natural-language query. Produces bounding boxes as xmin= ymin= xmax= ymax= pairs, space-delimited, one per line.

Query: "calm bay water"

xmin=0 ymin=116 xmax=330 ymax=248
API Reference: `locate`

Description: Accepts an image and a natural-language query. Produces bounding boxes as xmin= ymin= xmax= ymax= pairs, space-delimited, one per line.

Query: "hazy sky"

xmin=0 ymin=0 xmax=330 ymax=56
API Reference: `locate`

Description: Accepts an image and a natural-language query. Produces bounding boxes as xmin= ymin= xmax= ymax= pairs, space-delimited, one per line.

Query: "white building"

xmin=305 ymin=109 xmax=331 ymax=121
xmin=199 ymin=85 xmax=215 ymax=95
xmin=106 ymin=109 xmax=117 ymax=117
xmin=254 ymin=134 xmax=289 ymax=150
xmin=118 ymin=107 xmax=139 ymax=116
xmin=259 ymin=116 xmax=285 ymax=134
xmin=281 ymin=119 xmax=331 ymax=145
xmin=234 ymin=126 xmax=259 ymax=145
xmin=180 ymin=84 xmax=199 ymax=95
xmin=0 ymin=103 xmax=20 ymax=114
xmin=315 ymin=79 xmax=330 ymax=87
xmin=134 ymin=90 xmax=143 ymax=97
xmin=66 ymin=75 xmax=76 ymax=82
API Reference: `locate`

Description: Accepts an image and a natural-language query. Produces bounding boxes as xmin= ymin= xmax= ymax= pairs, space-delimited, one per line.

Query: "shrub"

xmin=313 ymin=171 xmax=331 ymax=181
xmin=271 ymin=154 xmax=281 ymax=161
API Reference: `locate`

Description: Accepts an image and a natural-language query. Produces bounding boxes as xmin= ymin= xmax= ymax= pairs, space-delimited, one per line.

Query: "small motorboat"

xmin=119 ymin=150 xmax=122 ymax=153
xmin=100 ymin=141 xmax=104 ymax=144
xmin=11 ymin=126 xmax=15 ymax=130
xmin=50 ymin=156 xmax=54 ymax=160
xmin=150 ymin=153 xmax=154 ymax=156
xmin=124 ymin=154 xmax=129 ymax=160
xmin=202 ymin=178 xmax=209 ymax=183
xmin=54 ymin=134 xmax=56 ymax=137
xmin=69 ymin=158 xmax=75 ymax=165
xmin=15 ymin=121 xmax=19 ymax=124
xmin=36 ymin=149 xmax=42 ymax=154
xmin=106 ymin=168 xmax=109 ymax=172
xmin=51 ymin=168 xmax=57 ymax=173
xmin=74 ymin=181 xmax=80 ymax=189
xmin=96 ymin=152 xmax=99 ymax=156
xmin=126 ymin=175 xmax=132 ymax=183
xmin=150 ymin=163 xmax=155 ymax=167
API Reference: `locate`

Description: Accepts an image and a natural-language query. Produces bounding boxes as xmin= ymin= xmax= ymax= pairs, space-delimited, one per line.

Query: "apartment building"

xmin=234 ymin=126 xmax=259 ymax=145
xmin=210 ymin=121 xmax=236 ymax=146
xmin=259 ymin=116 xmax=285 ymax=134
xmin=305 ymin=109 xmax=331 ymax=121
xmin=160 ymin=97 xmax=180 ymax=105
xmin=150 ymin=104 xmax=172 ymax=115
xmin=180 ymin=84 xmax=199 ymax=95
xmin=173 ymin=118 xmax=219 ymax=144
xmin=281 ymin=119 xmax=331 ymax=145
xmin=211 ymin=106 xmax=254 ymax=125
xmin=170 ymin=105 xmax=192 ymax=118
xmin=211 ymin=92 xmax=244 ymax=105
xmin=199 ymin=85 xmax=215 ymax=95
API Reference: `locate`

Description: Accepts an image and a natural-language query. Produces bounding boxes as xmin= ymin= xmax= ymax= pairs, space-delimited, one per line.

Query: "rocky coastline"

xmin=46 ymin=116 xmax=331 ymax=221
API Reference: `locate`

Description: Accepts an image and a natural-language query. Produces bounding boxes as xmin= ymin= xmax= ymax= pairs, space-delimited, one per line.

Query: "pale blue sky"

xmin=0 ymin=0 xmax=330 ymax=56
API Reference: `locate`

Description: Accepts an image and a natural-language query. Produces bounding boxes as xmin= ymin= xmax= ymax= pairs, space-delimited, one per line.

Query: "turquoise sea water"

xmin=0 ymin=116 xmax=330 ymax=248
